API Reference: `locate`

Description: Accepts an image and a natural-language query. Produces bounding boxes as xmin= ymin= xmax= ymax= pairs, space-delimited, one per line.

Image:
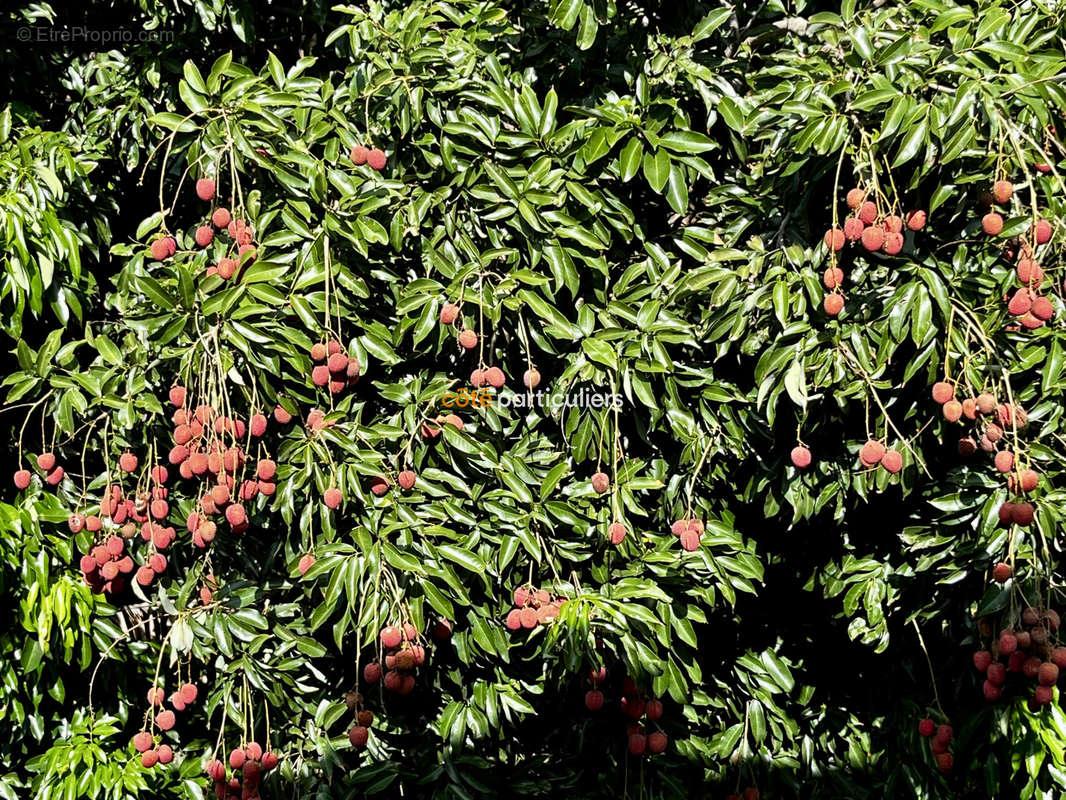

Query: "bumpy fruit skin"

xmin=196 ymin=178 xmax=215 ymax=201
xmin=367 ymin=148 xmax=387 ymax=170
xmin=627 ymin=733 xmax=647 ymax=755
xmin=993 ymin=180 xmax=1013 ymax=204
xmin=859 ymin=439 xmax=885 ymax=466
xmin=931 ymin=381 xmax=954 ymax=404
xmin=823 ymin=227 xmax=845 ymax=251
xmin=608 ymin=522 xmax=626 ymax=544
xmin=323 ymin=487 xmax=342 ymax=509
xmin=195 ymin=225 xmax=214 ymax=247
xmin=860 ymin=225 xmax=884 ymax=251
xmin=843 ymin=217 xmax=864 ymax=241
xmin=992 ymin=562 xmax=1012 ymax=583
xmin=440 ymin=302 xmax=459 ymax=324
xmin=846 ymin=188 xmax=866 ymax=209
xmin=486 ymin=366 xmax=505 ymax=388
xmin=349 ymin=145 xmax=369 ymax=165
xmin=212 ymin=207 xmax=231 ymax=228
xmin=858 ymin=201 xmax=878 ymax=224
xmin=647 ymin=731 xmax=668 ymax=754
xmin=823 ymin=293 xmax=843 ymax=316
xmin=906 ymin=209 xmax=927 ymax=230
xmin=590 ymin=472 xmax=610 ymax=494
xmin=458 ymin=329 xmax=478 ymax=349
xmin=349 ymin=725 xmax=369 ymax=747
xmin=882 ymin=231 xmax=904 ymax=254
xmin=381 ymin=625 xmax=403 ymax=648
xmin=1033 ymin=218 xmax=1052 ymax=244
xmin=982 ymin=212 xmax=1004 ymax=235
xmin=881 ymin=449 xmax=902 ymax=473
xmin=942 ymin=400 xmax=963 ymax=422
xmin=523 ymin=369 xmax=541 ymax=389
xmin=790 ymin=445 xmax=811 ymax=468
xmin=585 ymin=689 xmax=604 ymax=711
xmin=397 ymin=470 xmax=417 ymax=490
xmin=918 ymin=718 xmax=935 ymax=737
xmin=823 ymin=266 xmax=844 ymax=289
xmin=13 ymin=470 xmax=31 ymax=489
xmin=298 ymin=554 xmax=316 ymax=576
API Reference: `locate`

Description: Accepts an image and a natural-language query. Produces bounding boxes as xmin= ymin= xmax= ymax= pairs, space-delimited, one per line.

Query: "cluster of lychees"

xmin=205 ymin=742 xmax=279 ymax=799
xmin=345 ymin=691 xmax=375 ymax=750
xmin=363 ymin=623 xmax=424 ymax=696
xmin=917 ymin=718 xmax=955 ymax=773
xmin=821 ymin=186 xmax=927 ymax=316
xmin=132 ymin=681 xmax=200 ymax=767
xmin=670 ymin=516 xmax=705 ymax=552
xmin=974 ymin=606 xmax=1065 ymax=708
xmin=505 ymin=586 xmax=565 ymax=629
xmin=932 ymin=382 xmax=1037 ymax=526
xmin=856 ymin=439 xmax=903 ymax=474
xmin=438 ymin=301 xmax=479 ymax=350
xmin=310 ymin=339 xmax=361 ymax=395
xmin=620 ymin=677 xmax=668 ymax=756
xmin=164 ymin=385 xmax=281 ymax=541
xmin=13 ymin=451 xmax=65 ymax=490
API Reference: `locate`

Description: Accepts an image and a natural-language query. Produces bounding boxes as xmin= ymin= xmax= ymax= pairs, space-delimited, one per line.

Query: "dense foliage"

xmin=5 ymin=1 xmax=1066 ymax=798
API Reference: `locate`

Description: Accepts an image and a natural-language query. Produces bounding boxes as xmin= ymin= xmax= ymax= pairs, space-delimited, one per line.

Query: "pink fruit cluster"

xmin=857 ymin=439 xmax=903 ymax=474
xmin=310 ymin=340 xmax=361 ymax=394
xmin=505 ymin=586 xmax=565 ymax=629
xmin=13 ymin=451 xmax=65 ymax=490
xmin=670 ymin=517 xmax=704 ymax=552
xmin=205 ymin=741 xmax=279 ymax=798
xmin=974 ymin=606 xmax=1064 ymax=708
xmin=619 ymin=676 xmax=668 ymax=757
xmin=345 ymin=692 xmax=375 ymax=750
xmin=821 ymin=186 xmax=927 ymax=316
xmin=363 ymin=623 xmax=424 ymax=695
xmin=133 ymin=681 xmax=200 ymax=767
xmin=917 ymin=718 xmax=954 ymax=773
xmin=349 ymin=145 xmax=387 ymax=171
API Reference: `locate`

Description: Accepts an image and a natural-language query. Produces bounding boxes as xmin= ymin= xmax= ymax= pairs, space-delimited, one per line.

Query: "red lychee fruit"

xmin=14 ymin=470 xmax=30 ymax=489
xmin=298 ymin=554 xmax=316 ymax=576
xmin=1039 ymin=662 xmax=1059 ymax=685
xmin=942 ymin=399 xmax=963 ymax=422
xmin=884 ymin=215 xmax=904 ymax=233
xmin=994 ymin=451 xmax=1014 ymax=473
xmin=37 ymin=452 xmax=56 ymax=471
xmin=46 ymin=467 xmax=64 ymax=485
xmin=1012 ymin=502 xmax=1035 ymax=526
xmin=846 ymin=188 xmax=866 ymax=209
xmin=859 ymin=439 xmax=885 ymax=466
xmin=141 ymin=750 xmax=159 ymax=768
xmin=983 ymin=680 xmax=1001 ymax=701
xmin=882 ymin=231 xmax=904 ymax=255
xmin=881 ymin=449 xmax=902 ymax=474
xmin=627 ymin=733 xmax=647 ymax=755
xmin=993 ymin=180 xmax=1013 ymax=204
xmin=973 ymin=650 xmax=993 ymax=672
xmin=229 ymin=748 xmax=246 ymax=769
xmin=440 ymin=303 xmax=459 ymax=325
xmin=348 ymin=725 xmax=369 ymax=747
xmin=323 ymin=487 xmax=342 ymax=509
xmin=585 ymin=689 xmax=604 ymax=711
xmin=350 ymin=145 xmax=369 ymax=165
xmin=150 ymin=237 xmax=175 ymax=261
xmin=381 ymin=625 xmax=403 ymax=648
xmin=196 ymin=178 xmax=215 ymax=201
xmin=195 ymin=226 xmax=214 ymax=247
xmin=156 ymin=710 xmax=175 ymax=731
xmin=982 ymin=213 xmax=1004 ymax=235
xmin=936 ymin=752 xmax=953 ymax=773
xmin=370 ymin=476 xmax=390 ymax=496
xmin=367 ymin=149 xmax=386 ymax=171
xmin=860 ymin=225 xmax=884 ymax=251
xmin=459 ymin=329 xmax=478 ymax=349
xmin=398 ymin=470 xmax=416 ymax=490
xmin=1035 ymin=218 xmax=1052 ymax=244
xmin=363 ymin=661 xmax=382 ymax=683
xmin=590 ymin=472 xmax=610 ymax=494
xmin=1032 ymin=295 xmax=1054 ymax=321
xmin=790 ymin=445 xmax=811 ymax=469
xmin=992 ymin=562 xmax=1012 ymax=583
xmin=931 ymin=381 xmax=954 ymax=404
xmin=505 ymin=609 xmax=522 ymax=630
xmin=988 ymin=661 xmax=1007 ymax=685
xmin=216 ymin=257 xmax=236 ymax=280
xmin=212 ymin=207 xmax=231 ymax=228
xmin=823 ymin=293 xmax=844 ymax=316
xmin=918 ymin=718 xmax=935 ymax=737
xmin=976 ymin=393 xmax=996 ymax=414
xmin=485 ymin=366 xmax=505 ymax=388
xmin=858 ymin=201 xmax=878 ymax=224
xmin=523 ymin=369 xmax=541 ymax=389
xmin=843 ymin=218 xmax=864 ymax=241
xmin=608 ymin=522 xmax=627 ymax=545
xmin=133 ymin=731 xmax=153 ymax=752
xmin=645 ymin=699 xmax=663 ymax=720
xmin=679 ymin=529 xmax=701 ymax=551
xmin=823 ymin=266 xmax=844 ymax=289
xmin=999 ymin=630 xmax=1019 ymax=655
xmin=906 ymin=210 xmax=927 ymax=230
xmin=327 ymin=352 xmax=348 ymax=373
xmin=823 ymin=227 xmax=845 ymax=251
xmin=647 ymin=732 xmax=667 ymax=754
xmin=274 ymin=405 xmax=292 ymax=424
xmin=1017 ymin=259 xmax=1043 ymax=286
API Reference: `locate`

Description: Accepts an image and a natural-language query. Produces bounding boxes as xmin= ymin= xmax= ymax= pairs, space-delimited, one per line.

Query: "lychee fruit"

xmin=195 ymin=226 xmax=214 ymax=247
xmin=14 ymin=470 xmax=30 ymax=489
xmin=212 ymin=207 xmax=231 ymax=228
xmin=982 ymin=213 xmax=1004 ymax=235
xmin=367 ymin=149 xmax=386 ymax=171
xmin=906 ymin=210 xmax=927 ymax=230
xmin=823 ymin=293 xmax=843 ymax=316
xmin=196 ymin=178 xmax=215 ymax=201
xmin=881 ymin=449 xmax=902 ymax=473
xmin=823 ymin=228 xmax=845 ymax=251
xmin=846 ymin=188 xmax=866 ymax=209
xmin=590 ymin=472 xmax=610 ymax=494
xmin=859 ymin=439 xmax=885 ymax=466
xmin=858 ymin=201 xmax=878 ymax=224
xmin=860 ymin=225 xmax=884 ymax=251
xmin=440 ymin=303 xmax=459 ymax=325
xmin=993 ymin=180 xmax=1013 ymax=204
xmin=790 ymin=445 xmax=811 ymax=468
xmin=1035 ymin=218 xmax=1052 ymax=244
xmin=398 ymin=470 xmax=416 ymax=490
xmin=843 ymin=218 xmax=864 ymax=241
xmin=523 ymin=369 xmax=541 ymax=389
xmin=459 ymin=329 xmax=478 ymax=349
xmin=992 ymin=562 xmax=1012 ymax=583
xmin=823 ymin=266 xmax=844 ymax=289
xmin=323 ymin=487 xmax=342 ymax=509
xmin=585 ymin=689 xmax=604 ymax=711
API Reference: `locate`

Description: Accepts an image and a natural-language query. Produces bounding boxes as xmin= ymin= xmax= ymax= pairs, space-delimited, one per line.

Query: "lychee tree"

xmin=7 ymin=1 xmax=1066 ymax=799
